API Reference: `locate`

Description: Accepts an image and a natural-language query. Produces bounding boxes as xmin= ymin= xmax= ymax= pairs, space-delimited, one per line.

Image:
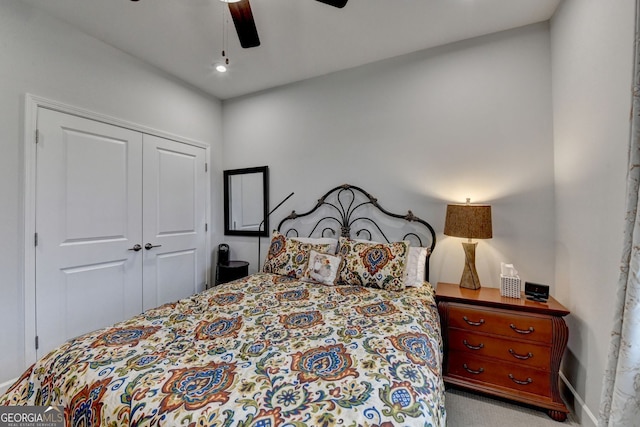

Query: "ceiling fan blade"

xmin=228 ymin=0 xmax=260 ymax=48
xmin=315 ymin=0 xmax=348 ymax=8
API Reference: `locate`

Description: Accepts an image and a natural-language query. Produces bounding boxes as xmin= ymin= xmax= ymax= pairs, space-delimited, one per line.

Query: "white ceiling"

xmin=22 ymin=0 xmax=561 ymax=100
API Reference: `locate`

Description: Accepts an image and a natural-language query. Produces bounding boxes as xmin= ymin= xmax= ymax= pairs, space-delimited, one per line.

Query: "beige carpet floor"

xmin=445 ymin=388 xmax=581 ymax=426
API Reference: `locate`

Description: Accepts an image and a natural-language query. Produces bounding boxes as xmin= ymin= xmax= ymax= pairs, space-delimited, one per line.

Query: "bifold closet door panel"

xmin=141 ymin=134 xmax=207 ymax=311
xmin=35 ymin=108 xmax=143 ymax=358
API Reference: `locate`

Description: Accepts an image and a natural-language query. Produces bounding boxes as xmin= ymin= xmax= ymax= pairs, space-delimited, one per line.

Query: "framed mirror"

xmin=223 ymin=166 xmax=269 ymax=237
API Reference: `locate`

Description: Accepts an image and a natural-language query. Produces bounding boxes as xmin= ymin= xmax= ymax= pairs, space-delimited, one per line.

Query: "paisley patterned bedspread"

xmin=2 ymin=273 xmax=446 ymax=426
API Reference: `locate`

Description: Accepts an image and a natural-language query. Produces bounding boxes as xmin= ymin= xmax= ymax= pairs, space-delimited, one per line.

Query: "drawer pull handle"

xmin=463 ymin=340 xmax=484 ymax=350
xmin=509 ymin=349 xmax=533 ymax=360
xmin=508 ymin=374 xmax=533 ymax=385
xmin=463 ymin=364 xmax=484 ymax=375
xmin=463 ymin=316 xmax=485 ymax=327
xmin=509 ymin=323 xmax=534 ymax=334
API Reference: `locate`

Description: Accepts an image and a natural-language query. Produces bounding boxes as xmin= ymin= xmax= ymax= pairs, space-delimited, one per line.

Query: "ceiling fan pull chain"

xmin=216 ymin=2 xmax=231 ymax=72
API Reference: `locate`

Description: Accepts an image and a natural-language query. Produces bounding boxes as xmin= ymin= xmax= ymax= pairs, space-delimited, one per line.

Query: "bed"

xmin=2 ymin=184 xmax=446 ymax=426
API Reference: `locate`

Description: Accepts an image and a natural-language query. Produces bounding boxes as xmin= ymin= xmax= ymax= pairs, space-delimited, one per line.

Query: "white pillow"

xmin=404 ymin=247 xmax=428 ymax=287
xmin=291 ymin=237 xmax=338 ymax=254
xmin=304 ymin=250 xmax=343 ymax=285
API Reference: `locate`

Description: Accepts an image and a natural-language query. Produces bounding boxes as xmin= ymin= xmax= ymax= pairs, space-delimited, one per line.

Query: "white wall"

xmin=223 ymin=23 xmax=556 ymax=297
xmin=551 ymin=1 xmax=635 ymax=425
xmin=0 ymin=0 xmax=223 ymax=390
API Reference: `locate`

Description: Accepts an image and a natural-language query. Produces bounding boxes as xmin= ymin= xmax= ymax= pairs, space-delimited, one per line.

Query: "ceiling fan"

xmin=223 ymin=0 xmax=349 ymax=48
xmin=129 ymin=0 xmax=348 ymax=49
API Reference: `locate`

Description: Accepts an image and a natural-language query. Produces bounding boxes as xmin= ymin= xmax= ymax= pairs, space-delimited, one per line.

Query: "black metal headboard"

xmin=277 ymin=184 xmax=437 ymax=281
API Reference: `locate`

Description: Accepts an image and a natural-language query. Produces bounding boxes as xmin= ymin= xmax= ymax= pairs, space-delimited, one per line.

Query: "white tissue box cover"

xmin=500 ymin=275 xmax=521 ymax=298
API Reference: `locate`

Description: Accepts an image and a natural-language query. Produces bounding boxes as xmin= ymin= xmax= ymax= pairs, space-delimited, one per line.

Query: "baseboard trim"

xmin=0 ymin=377 xmax=17 ymax=396
xmin=560 ymin=371 xmax=598 ymax=426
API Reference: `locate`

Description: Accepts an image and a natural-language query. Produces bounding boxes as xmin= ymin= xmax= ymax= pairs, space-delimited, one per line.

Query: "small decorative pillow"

xmin=338 ymin=237 xmax=409 ymax=291
xmin=263 ymin=231 xmax=331 ymax=278
xmin=304 ymin=250 xmax=343 ymax=285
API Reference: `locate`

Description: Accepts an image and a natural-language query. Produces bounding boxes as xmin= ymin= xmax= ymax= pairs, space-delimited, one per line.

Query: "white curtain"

xmin=598 ymin=1 xmax=640 ymax=425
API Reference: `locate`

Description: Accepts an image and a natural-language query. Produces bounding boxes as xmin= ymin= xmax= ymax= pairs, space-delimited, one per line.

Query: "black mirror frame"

xmin=223 ymin=166 xmax=269 ymax=237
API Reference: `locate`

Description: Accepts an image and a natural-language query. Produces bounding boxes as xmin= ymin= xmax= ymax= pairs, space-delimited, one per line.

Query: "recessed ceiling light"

xmin=216 ymin=64 xmax=228 ymax=73
xmin=219 ymin=0 xmax=241 ymax=3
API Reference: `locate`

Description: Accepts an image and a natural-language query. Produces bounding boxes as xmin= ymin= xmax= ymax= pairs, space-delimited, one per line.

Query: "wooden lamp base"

xmin=459 ymin=241 xmax=481 ymax=289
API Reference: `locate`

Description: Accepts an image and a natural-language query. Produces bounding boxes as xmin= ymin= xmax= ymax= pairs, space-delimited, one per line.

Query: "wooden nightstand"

xmin=216 ymin=260 xmax=249 ymax=285
xmin=436 ymin=282 xmax=570 ymax=421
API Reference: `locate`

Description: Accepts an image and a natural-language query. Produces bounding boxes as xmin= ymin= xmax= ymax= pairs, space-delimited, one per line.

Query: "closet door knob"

xmin=128 ymin=244 xmax=142 ymax=252
xmin=144 ymin=243 xmax=162 ymax=250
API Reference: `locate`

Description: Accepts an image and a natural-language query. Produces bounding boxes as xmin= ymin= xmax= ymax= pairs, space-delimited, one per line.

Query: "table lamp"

xmin=444 ymin=198 xmax=492 ymax=290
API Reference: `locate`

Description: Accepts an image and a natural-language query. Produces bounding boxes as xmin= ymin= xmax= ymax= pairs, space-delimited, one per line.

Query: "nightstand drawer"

xmin=448 ymin=350 xmax=551 ymax=398
xmin=448 ymin=304 xmax=553 ymax=343
xmin=448 ymin=329 xmax=551 ymax=370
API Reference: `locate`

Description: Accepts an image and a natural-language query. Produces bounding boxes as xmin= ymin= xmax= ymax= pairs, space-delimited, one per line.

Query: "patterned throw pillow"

xmin=263 ymin=231 xmax=331 ymax=278
xmin=338 ymin=237 xmax=409 ymax=291
xmin=304 ymin=250 xmax=343 ymax=285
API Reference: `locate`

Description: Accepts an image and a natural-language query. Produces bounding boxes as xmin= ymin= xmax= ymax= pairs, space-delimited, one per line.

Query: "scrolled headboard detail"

xmin=277 ymin=184 xmax=436 ymax=281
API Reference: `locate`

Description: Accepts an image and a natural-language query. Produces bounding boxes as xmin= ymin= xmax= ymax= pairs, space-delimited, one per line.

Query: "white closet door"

xmin=35 ymin=108 xmax=143 ymax=358
xmin=141 ymin=134 xmax=207 ymax=310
